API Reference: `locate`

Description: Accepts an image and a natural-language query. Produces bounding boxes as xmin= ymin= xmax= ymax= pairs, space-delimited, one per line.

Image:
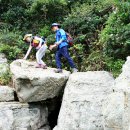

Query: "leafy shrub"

xmin=63 ymin=0 xmax=113 ymax=45
xmin=0 ymin=30 xmax=26 ymax=61
xmin=39 ymin=25 xmax=52 ymax=38
xmin=0 ymin=0 xmax=128 ymax=78
xmin=105 ymin=57 xmax=125 ymax=77
xmin=99 ymin=1 xmax=130 ymax=59
xmin=81 ymin=50 xmax=105 ymax=71
xmin=0 ymin=69 xmax=12 ymax=85
xmin=28 ymin=0 xmax=69 ymax=24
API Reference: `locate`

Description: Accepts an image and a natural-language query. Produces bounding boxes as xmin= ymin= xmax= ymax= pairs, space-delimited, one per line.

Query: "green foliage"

xmin=0 ymin=69 xmax=12 ymax=85
xmin=46 ymin=34 xmax=56 ymax=45
xmin=27 ymin=0 xmax=69 ymax=31
xmin=0 ymin=0 xmax=69 ymax=32
xmin=81 ymin=50 xmax=105 ymax=71
xmin=63 ymin=0 xmax=113 ymax=46
xmin=39 ymin=26 xmax=51 ymax=38
xmin=99 ymin=1 xmax=130 ymax=59
xmin=0 ymin=30 xmax=26 ymax=60
xmin=105 ymin=58 xmax=125 ymax=77
xmin=69 ymin=43 xmax=86 ymax=71
xmin=0 ymin=0 xmax=32 ymax=30
xmin=0 ymin=0 xmax=129 ymax=78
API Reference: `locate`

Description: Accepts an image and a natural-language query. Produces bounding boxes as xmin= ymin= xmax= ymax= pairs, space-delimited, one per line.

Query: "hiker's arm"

xmin=23 ymin=45 xmax=32 ymax=60
xmin=49 ymin=37 xmax=66 ymax=50
xmin=49 ymin=44 xmax=57 ymax=50
xmin=49 ymin=30 xmax=66 ymax=50
xmin=55 ymin=39 xmax=63 ymax=46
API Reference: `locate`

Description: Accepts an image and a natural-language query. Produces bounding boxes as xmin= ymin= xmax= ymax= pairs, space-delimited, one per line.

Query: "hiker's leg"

xmin=36 ymin=49 xmax=41 ymax=65
xmin=38 ymin=44 xmax=47 ymax=65
xmin=61 ymin=46 xmax=76 ymax=68
xmin=55 ymin=49 xmax=62 ymax=69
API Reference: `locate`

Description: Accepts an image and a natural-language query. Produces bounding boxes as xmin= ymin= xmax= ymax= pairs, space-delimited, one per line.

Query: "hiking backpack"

xmin=66 ymin=33 xmax=74 ymax=47
xmin=31 ymin=36 xmax=45 ymax=48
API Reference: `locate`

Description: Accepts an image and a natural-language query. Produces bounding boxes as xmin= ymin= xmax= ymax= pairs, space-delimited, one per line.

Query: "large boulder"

xmin=114 ymin=56 xmax=130 ymax=93
xmin=53 ymin=71 xmax=114 ymax=130
xmin=103 ymin=56 xmax=130 ymax=130
xmin=122 ymin=92 xmax=130 ymax=130
xmin=0 ymin=102 xmax=48 ymax=130
xmin=10 ymin=59 xmax=70 ymax=103
xmin=102 ymin=92 xmax=124 ymax=130
xmin=115 ymin=57 xmax=130 ymax=130
xmin=0 ymin=86 xmax=14 ymax=102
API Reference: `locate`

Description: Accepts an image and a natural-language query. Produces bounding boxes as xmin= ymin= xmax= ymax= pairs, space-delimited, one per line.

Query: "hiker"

xmin=23 ymin=34 xmax=47 ymax=69
xmin=49 ymin=23 xmax=78 ymax=73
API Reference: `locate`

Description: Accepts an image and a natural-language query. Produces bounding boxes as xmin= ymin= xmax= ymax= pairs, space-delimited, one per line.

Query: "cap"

xmin=23 ymin=34 xmax=32 ymax=40
xmin=51 ymin=23 xmax=61 ymax=28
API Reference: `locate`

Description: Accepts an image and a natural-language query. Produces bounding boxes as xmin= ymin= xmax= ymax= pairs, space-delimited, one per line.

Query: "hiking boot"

xmin=54 ymin=69 xmax=62 ymax=73
xmin=35 ymin=64 xmax=42 ymax=68
xmin=42 ymin=65 xmax=47 ymax=69
xmin=72 ymin=68 xmax=78 ymax=73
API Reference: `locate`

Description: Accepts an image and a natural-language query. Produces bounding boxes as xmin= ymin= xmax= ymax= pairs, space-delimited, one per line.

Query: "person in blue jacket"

xmin=49 ymin=23 xmax=78 ymax=73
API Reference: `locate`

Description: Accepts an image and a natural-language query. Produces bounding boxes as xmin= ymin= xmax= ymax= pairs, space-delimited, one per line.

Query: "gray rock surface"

xmin=103 ymin=92 xmax=124 ymax=130
xmin=0 ymin=102 xmax=48 ymax=130
xmin=53 ymin=71 xmax=114 ymax=130
xmin=115 ymin=57 xmax=130 ymax=130
xmin=103 ymin=56 xmax=130 ymax=130
xmin=114 ymin=56 xmax=130 ymax=93
xmin=10 ymin=59 xmax=70 ymax=103
xmin=0 ymin=63 xmax=9 ymax=75
xmin=0 ymin=86 xmax=14 ymax=102
xmin=0 ymin=53 xmax=9 ymax=76
xmin=0 ymin=53 xmax=7 ymax=64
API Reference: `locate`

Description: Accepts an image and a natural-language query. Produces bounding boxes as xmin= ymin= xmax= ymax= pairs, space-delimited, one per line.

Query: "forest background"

xmin=0 ymin=0 xmax=130 ymax=81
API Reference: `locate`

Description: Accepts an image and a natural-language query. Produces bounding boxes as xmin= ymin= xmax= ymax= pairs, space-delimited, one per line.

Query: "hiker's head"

xmin=23 ymin=34 xmax=32 ymax=43
xmin=51 ymin=23 xmax=61 ymax=31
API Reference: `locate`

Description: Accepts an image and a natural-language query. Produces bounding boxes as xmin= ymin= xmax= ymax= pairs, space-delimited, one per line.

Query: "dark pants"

xmin=55 ymin=46 xmax=76 ymax=69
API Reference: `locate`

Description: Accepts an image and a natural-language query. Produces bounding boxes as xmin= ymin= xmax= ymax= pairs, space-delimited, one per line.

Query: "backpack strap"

xmin=30 ymin=36 xmax=34 ymax=43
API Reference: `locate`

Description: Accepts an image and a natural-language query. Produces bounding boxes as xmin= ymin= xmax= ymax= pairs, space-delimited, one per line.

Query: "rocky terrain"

xmin=0 ymin=53 xmax=130 ymax=130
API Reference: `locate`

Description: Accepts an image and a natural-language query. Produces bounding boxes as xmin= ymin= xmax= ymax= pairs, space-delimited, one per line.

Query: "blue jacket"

xmin=55 ymin=29 xmax=68 ymax=49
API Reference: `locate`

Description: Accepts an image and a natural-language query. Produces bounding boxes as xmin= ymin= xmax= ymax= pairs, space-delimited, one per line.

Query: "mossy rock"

xmin=0 ymin=63 xmax=9 ymax=76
